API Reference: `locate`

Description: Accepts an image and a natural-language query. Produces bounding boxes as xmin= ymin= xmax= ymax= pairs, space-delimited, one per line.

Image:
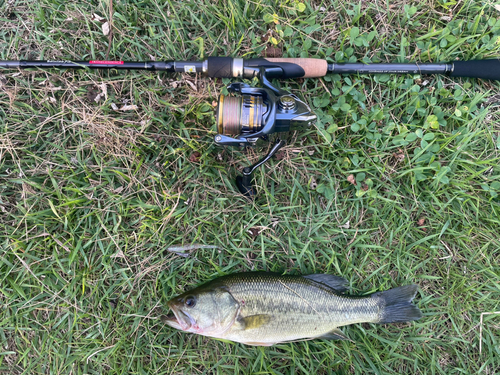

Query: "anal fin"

xmin=318 ymin=328 xmax=353 ymax=341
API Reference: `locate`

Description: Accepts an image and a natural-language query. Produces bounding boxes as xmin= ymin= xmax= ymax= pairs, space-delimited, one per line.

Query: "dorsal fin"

xmin=303 ymin=274 xmax=349 ymax=293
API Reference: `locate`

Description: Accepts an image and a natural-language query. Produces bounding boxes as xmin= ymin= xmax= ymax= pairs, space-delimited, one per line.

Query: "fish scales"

xmin=166 ymin=272 xmax=422 ymax=346
xmin=218 ymin=273 xmax=380 ymax=343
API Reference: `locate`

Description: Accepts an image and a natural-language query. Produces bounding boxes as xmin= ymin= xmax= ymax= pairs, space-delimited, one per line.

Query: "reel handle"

xmin=236 ymin=139 xmax=285 ymax=198
xmin=236 ymin=170 xmax=255 ymax=198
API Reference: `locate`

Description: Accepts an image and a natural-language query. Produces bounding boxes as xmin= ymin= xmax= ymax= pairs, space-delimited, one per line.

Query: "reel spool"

xmin=213 ymin=85 xmax=315 ymax=147
xmin=216 ymin=94 xmax=267 ymax=136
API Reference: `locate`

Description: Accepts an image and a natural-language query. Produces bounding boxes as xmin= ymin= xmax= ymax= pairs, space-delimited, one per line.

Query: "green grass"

xmin=1 ymin=0 xmax=500 ymax=373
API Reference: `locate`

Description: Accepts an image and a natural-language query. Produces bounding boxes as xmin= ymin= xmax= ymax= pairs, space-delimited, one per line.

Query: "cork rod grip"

xmin=265 ymin=58 xmax=328 ymax=78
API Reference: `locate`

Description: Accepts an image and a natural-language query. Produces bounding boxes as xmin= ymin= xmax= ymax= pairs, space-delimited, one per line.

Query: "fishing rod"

xmin=2 ymin=57 xmax=500 ymax=197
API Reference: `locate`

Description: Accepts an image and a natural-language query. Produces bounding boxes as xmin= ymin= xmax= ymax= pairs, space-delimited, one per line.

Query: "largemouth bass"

xmin=165 ymin=272 xmax=422 ymax=346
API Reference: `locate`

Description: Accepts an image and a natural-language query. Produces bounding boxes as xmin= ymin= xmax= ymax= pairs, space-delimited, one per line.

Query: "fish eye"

xmin=184 ymin=296 xmax=196 ymax=308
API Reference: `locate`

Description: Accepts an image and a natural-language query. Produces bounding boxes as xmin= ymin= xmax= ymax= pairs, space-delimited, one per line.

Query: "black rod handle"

xmin=450 ymin=59 xmax=500 ymax=81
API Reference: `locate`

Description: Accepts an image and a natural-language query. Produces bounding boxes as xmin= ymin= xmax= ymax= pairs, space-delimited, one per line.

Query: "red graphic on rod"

xmin=89 ymin=61 xmax=124 ymax=64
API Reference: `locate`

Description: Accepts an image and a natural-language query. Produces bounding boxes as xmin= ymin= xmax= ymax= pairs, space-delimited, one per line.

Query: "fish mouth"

xmin=165 ymin=302 xmax=195 ymax=331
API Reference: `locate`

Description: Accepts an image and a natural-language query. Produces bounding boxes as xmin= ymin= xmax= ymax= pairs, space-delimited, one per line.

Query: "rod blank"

xmin=329 ymin=62 xmax=452 ymax=75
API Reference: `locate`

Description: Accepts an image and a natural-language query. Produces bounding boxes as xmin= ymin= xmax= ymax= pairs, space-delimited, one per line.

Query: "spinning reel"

xmin=213 ymin=67 xmax=317 ymax=197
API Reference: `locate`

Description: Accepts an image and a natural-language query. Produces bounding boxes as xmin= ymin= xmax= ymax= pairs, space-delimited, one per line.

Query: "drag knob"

xmin=278 ymin=95 xmax=296 ymax=111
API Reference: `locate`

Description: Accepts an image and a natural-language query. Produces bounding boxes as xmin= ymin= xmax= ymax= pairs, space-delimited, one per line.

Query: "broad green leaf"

xmin=295 ymin=2 xmax=306 ymax=12
xmin=350 ymin=27 xmax=360 ymax=39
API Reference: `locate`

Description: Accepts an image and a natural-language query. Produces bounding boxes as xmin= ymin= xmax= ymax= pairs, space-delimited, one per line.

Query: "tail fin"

xmin=373 ymin=285 xmax=423 ymax=324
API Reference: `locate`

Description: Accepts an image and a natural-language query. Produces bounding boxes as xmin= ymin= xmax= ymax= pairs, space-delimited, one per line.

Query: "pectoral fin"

xmin=240 ymin=314 xmax=272 ymax=330
xmin=319 ymin=328 xmax=352 ymax=341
